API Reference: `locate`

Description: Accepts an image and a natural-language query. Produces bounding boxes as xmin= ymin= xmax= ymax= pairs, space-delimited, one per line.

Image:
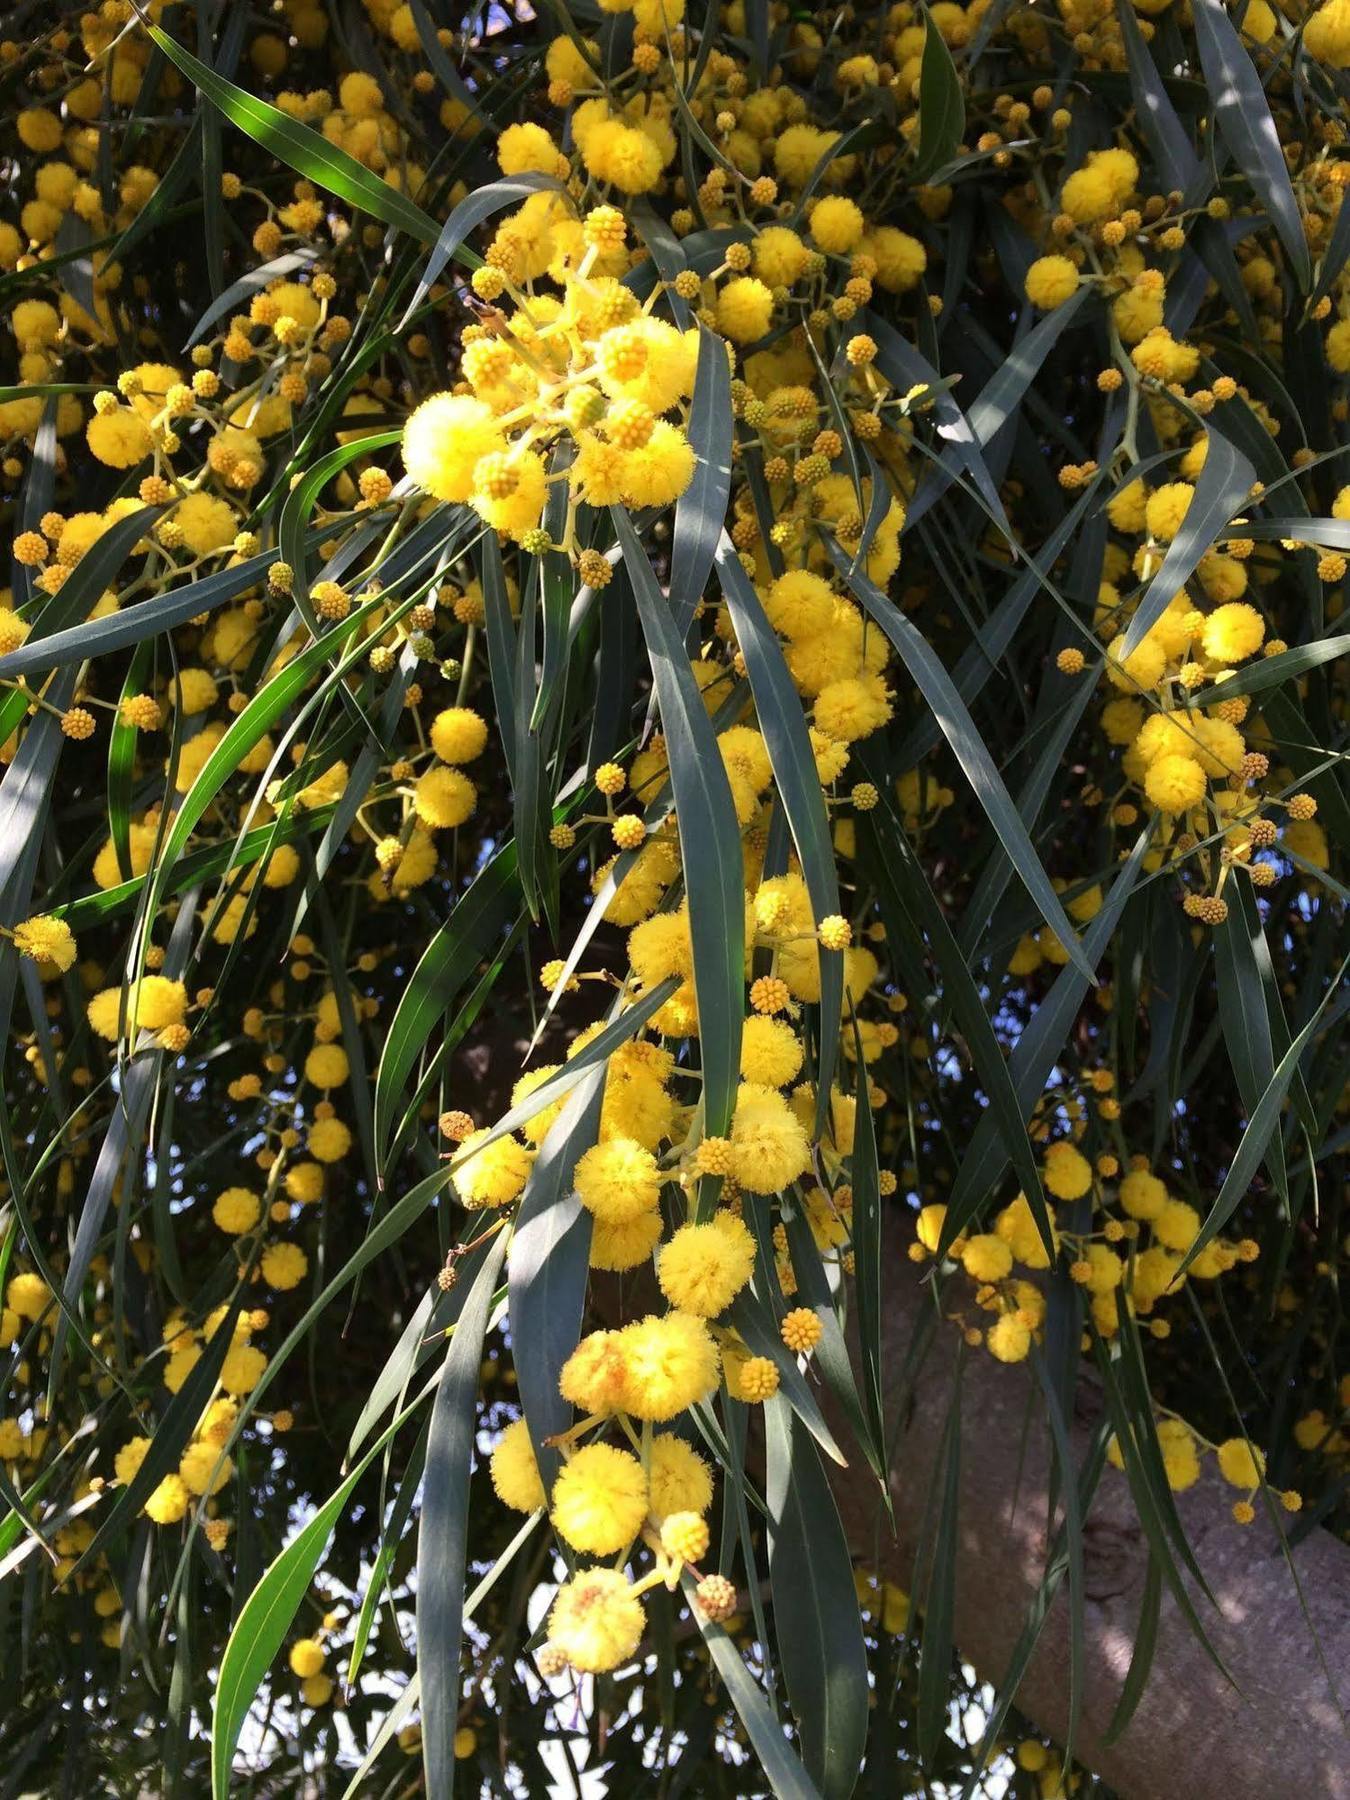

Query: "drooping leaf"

xmin=417 ymin=1233 xmax=508 ymax=1800
xmin=764 ymin=1398 xmax=868 ymax=1799
xmin=614 ymin=507 xmax=744 ymax=1134
xmin=1191 ymin=0 xmax=1312 ymax=290
xmin=911 ymin=6 xmax=966 ymax=183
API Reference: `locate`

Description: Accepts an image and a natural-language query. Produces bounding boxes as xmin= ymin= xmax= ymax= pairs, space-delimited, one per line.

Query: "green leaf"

xmin=146 ymin=24 xmax=439 ymax=246
xmin=0 ymin=537 xmax=300 ymax=680
xmin=781 ymin=1208 xmax=883 ymax=1483
xmin=418 ymin=1232 xmax=508 ymax=1800
xmin=1176 ymin=953 xmax=1347 ymax=1278
xmin=944 ymin=828 xmax=1151 ymax=1228
xmin=1115 ymin=0 xmax=1201 ymax=194
xmin=210 ymin=1377 xmax=434 ymax=1798
xmin=858 ymin=800 xmax=1054 ymax=1262
xmin=683 ymin=1570 xmax=825 ymax=1800
xmin=17 ymin=505 xmax=165 ymax=650
xmin=1206 ymin=630 xmax=1350 ymax=699
xmin=1214 ymin=901 xmax=1287 ymax=1201
xmin=729 ymin=1286 xmax=846 ymax=1468
xmin=480 ymin=530 xmax=520 ymax=786
xmin=614 ymin=506 xmax=745 ymax=1134
xmin=399 ymin=174 xmax=562 ymax=325
xmin=846 ymin=1020 xmax=887 ymax=1474
xmin=964 ymin=285 xmax=1093 ymax=450
xmin=1190 ymin=0 xmax=1312 ymax=290
xmin=670 ymin=328 xmax=734 ymax=639
xmin=911 ymin=6 xmax=965 ymax=183
xmin=764 ymin=1399 xmax=868 ymax=1799
xmin=1105 ymin=1554 xmax=1161 ymax=1744
xmin=72 ymin=1292 xmax=247 ymax=1576
xmin=507 ymin=1068 xmax=604 ymax=1492
xmin=716 ymin=538 xmax=843 ymax=1124
xmin=372 ymin=847 xmax=519 ymax=1171
xmin=132 ymin=588 xmax=391 ymax=943
xmin=185 ymin=250 xmax=315 ymax=349
xmin=108 ymin=642 xmax=153 ymax=882
xmin=863 ymin=312 xmax=1008 ymax=533
xmin=1120 ymin=428 xmax=1255 ymax=658
xmin=277 ymin=431 xmax=403 ymax=620
xmin=917 ymin=1365 xmax=961 ymax=1769
xmin=831 ymin=545 xmax=1095 ymax=984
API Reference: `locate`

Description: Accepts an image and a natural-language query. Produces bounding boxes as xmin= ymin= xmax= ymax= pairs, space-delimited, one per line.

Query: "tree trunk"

xmin=831 ymin=1254 xmax=1350 ymax=1800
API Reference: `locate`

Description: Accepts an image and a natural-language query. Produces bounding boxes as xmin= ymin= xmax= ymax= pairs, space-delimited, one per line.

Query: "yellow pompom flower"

xmin=212 ymin=1187 xmax=261 ymax=1234
xmin=995 ymin=1194 xmax=1055 ymax=1269
xmin=471 ymin=448 xmax=547 ymax=540
xmin=143 ymin=1474 xmax=191 ymax=1525
xmin=739 ymin=1016 xmax=804 ymax=1088
xmin=560 ymin=1329 xmax=632 ymax=1414
xmin=1144 ymin=753 xmax=1207 ymax=815
xmin=716 ymin=276 xmax=775 ymax=344
xmin=1201 ymin=602 xmax=1265 ymax=663
xmin=490 ymin=1419 xmax=546 ymax=1513
xmin=289 ymin=1638 xmax=326 ymax=1679
xmin=590 ymin=1207 xmax=664 ymax=1272
xmin=813 ymin=674 xmax=892 ymax=743
xmin=657 ymin=1214 xmax=756 ymax=1318
xmin=304 ymin=1044 xmax=349 ymax=1089
xmin=1159 ymin=1420 xmax=1202 ymax=1491
xmin=573 ymin=1137 xmax=661 ymax=1224
xmin=1305 ymin=0 xmax=1350 ymax=66
xmin=453 ymin=1128 xmax=534 ymax=1208
xmin=402 ymin=394 xmax=506 ymax=504
xmin=220 ymin=1344 xmax=267 ymax=1396
xmin=497 ymin=121 xmax=562 ymax=176
xmin=914 ymin=1204 xmax=946 ymax=1255
xmin=781 ymin=1307 xmax=822 ymax=1353
xmin=308 ymin=1117 xmax=352 ymax=1163
xmin=550 ymin=1442 xmax=648 ymax=1554
xmin=648 ymin=1432 xmax=715 ymax=1520
xmin=430 ymin=706 xmax=488 ymax=765
xmin=12 ymin=915 xmax=76 ymax=973
xmin=1144 ymin=481 xmax=1194 ymax=543
xmin=582 ymin=120 xmax=664 ymax=195
xmin=660 ymin=1510 xmax=710 ymax=1564
xmin=729 ymin=1082 xmax=812 ymax=1193
xmin=862 ymin=225 xmax=927 ymax=292
xmin=1216 ymin=1437 xmax=1265 ymax=1489
xmin=1042 ymin=1140 xmax=1093 ymax=1200
xmin=547 ymin=1569 xmax=646 ymax=1673
xmin=617 ymin=421 xmax=696 ymax=508
xmin=87 ymin=408 xmax=153 ymax=468
xmin=961 ymin=1233 xmax=1013 ymax=1283
xmin=175 ymin=492 xmax=238 ymax=555
xmin=286 ymin=1162 xmax=325 ymax=1204
xmin=114 ymin=1437 xmax=152 ymax=1486
xmin=753 ymin=225 xmax=810 ymax=287
xmin=1024 ymin=254 xmax=1080 ymax=310
xmin=261 ymin=1243 xmax=308 ymax=1291
xmin=87 ymin=975 xmax=189 ymax=1041
xmin=618 ymin=1312 xmax=720 ymax=1420
xmin=1119 ymin=1170 xmax=1168 ymax=1219
xmin=179 ymin=1441 xmax=232 ymax=1496
xmin=413 ymin=765 xmax=477 ymax=829
xmin=987 ymin=1313 xmax=1032 ymax=1362
xmin=1153 ymin=1198 xmax=1201 ymax=1252
xmin=809 ymin=195 xmax=865 ymax=254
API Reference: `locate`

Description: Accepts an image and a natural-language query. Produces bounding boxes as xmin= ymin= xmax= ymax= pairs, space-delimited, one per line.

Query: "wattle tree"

xmin=0 ymin=1 xmax=1344 ymax=1796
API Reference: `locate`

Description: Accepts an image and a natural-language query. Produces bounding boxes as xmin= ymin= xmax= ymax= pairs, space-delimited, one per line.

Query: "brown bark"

xmin=832 ymin=1256 xmax=1350 ymax=1800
